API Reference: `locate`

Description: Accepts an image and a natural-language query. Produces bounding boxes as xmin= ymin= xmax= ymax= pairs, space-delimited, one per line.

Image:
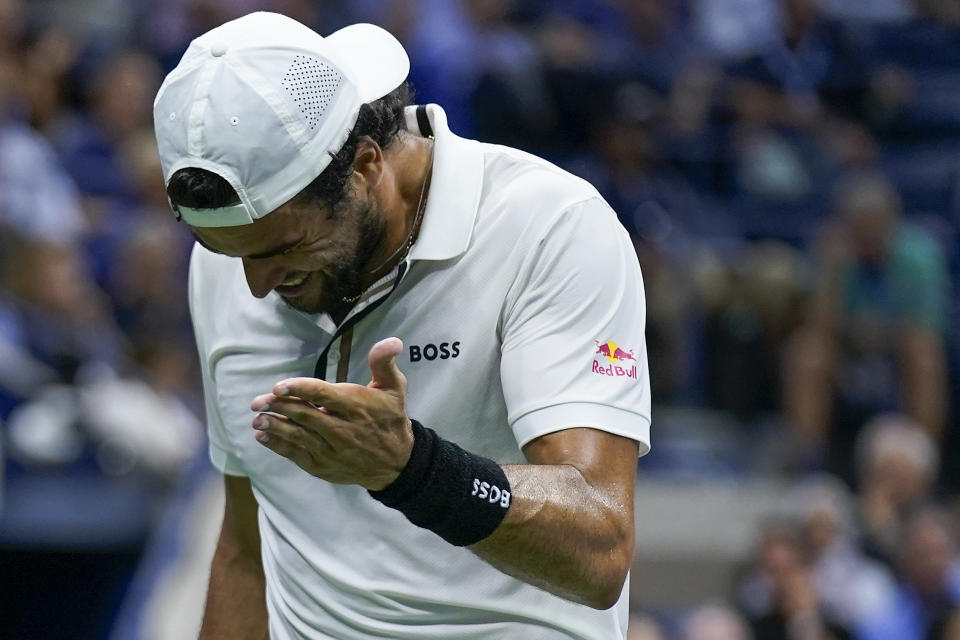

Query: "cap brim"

xmin=324 ymin=23 xmax=409 ymax=103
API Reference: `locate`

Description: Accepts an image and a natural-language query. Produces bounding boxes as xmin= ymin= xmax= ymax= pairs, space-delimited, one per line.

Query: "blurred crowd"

xmin=0 ymin=0 xmax=958 ymax=639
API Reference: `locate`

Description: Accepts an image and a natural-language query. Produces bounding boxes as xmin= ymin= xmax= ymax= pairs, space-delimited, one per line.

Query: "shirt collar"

xmin=405 ymin=104 xmax=483 ymax=263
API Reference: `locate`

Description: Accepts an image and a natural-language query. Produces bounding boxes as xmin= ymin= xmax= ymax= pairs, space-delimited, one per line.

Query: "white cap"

xmin=153 ymin=12 xmax=409 ymax=227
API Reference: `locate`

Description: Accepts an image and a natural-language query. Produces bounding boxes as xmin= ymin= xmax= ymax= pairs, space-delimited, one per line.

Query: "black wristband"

xmin=369 ymin=420 xmax=512 ymax=546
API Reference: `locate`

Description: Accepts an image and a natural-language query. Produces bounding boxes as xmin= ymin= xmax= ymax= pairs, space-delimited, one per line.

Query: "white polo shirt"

xmin=189 ymin=104 xmax=651 ymax=640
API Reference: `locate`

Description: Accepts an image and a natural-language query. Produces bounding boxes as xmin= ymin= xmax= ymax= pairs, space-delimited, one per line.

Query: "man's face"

xmin=900 ymin=514 xmax=955 ymax=597
xmin=191 ymin=191 xmax=386 ymax=315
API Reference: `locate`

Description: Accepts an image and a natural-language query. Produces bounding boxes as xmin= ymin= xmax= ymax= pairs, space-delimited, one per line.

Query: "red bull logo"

xmin=595 ymin=340 xmax=635 ymax=363
xmin=592 ymin=340 xmax=638 ymax=379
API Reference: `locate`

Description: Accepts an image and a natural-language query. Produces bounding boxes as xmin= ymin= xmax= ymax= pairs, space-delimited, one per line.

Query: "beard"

xmin=281 ymin=197 xmax=386 ymax=315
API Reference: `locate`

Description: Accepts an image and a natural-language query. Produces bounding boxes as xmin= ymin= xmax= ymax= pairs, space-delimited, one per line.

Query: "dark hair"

xmin=166 ymin=83 xmax=413 ymax=213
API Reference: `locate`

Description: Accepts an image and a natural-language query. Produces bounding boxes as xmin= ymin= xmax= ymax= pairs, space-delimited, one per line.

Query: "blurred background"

xmin=0 ymin=0 xmax=958 ymax=639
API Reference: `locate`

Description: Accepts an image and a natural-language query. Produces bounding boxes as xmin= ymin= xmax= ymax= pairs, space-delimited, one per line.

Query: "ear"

xmin=352 ymin=136 xmax=384 ymax=192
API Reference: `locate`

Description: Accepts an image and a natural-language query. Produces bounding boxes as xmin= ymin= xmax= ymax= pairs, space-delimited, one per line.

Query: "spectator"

xmin=0 ymin=236 xmax=123 ymax=400
xmin=789 ymin=474 xmax=896 ymax=627
xmin=601 ymin=0 xmax=706 ymax=93
xmin=0 ymin=34 xmax=86 ymax=244
xmin=782 ymin=170 xmax=950 ymax=477
xmin=0 ymin=0 xmax=84 ymax=133
xmin=856 ymin=413 xmax=940 ymax=565
xmin=92 ymin=130 xmax=194 ymax=314
xmin=703 ymin=241 xmax=808 ymax=423
xmin=859 ymin=507 xmax=960 ymax=640
xmin=532 ymin=0 xmax=708 ymax=154
xmin=107 ymin=218 xmax=197 ymax=404
xmin=716 ymin=0 xmax=883 ymax=233
xmin=724 ymin=0 xmax=870 ymax=119
xmin=406 ymin=0 xmax=546 ymax=141
xmin=581 ymin=79 xmax=728 ymax=239
xmin=659 ymin=63 xmax=729 ymax=198
xmin=49 ymin=46 xmax=162 ymax=218
xmin=586 ymin=82 xmax=670 ymax=234
xmin=738 ymin=520 xmax=854 ymax=640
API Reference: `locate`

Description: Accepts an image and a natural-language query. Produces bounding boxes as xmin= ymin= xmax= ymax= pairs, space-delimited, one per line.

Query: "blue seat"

xmin=901 ymin=71 xmax=960 ymax=136
xmin=881 ymin=142 xmax=960 ymax=215
xmin=869 ymin=21 xmax=960 ymax=68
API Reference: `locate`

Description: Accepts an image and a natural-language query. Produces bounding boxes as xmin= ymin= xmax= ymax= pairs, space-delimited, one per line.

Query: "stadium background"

xmin=1 ymin=0 xmax=959 ymax=638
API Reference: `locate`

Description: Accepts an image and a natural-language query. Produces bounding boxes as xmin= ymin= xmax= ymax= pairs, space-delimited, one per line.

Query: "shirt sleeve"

xmin=891 ymin=228 xmax=949 ymax=334
xmin=499 ymin=197 xmax=651 ymax=455
xmin=189 ymin=245 xmax=248 ymax=476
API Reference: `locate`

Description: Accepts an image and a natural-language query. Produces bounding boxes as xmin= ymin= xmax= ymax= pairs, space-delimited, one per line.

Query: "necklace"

xmin=341 ymin=144 xmax=434 ymax=304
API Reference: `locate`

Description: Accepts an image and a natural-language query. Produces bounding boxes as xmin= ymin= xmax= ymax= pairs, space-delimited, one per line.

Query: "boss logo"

xmin=472 ymin=478 xmax=511 ymax=509
xmin=409 ymin=341 xmax=461 ymax=362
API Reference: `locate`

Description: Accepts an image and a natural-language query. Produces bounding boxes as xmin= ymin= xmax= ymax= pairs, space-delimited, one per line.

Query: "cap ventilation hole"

xmin=280 ymin=54 xmax=343 ymax=131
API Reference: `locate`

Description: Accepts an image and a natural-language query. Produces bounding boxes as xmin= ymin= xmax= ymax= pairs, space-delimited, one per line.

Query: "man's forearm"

xmin=199 ymin=536 xmax=269 ymax=639
xmin=470 ymin=463 xmax=634 ymax=610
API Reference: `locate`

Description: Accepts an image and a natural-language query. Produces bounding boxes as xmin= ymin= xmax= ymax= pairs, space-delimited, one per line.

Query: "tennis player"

xmin=154 ymin=12 xmax=651 ymax=640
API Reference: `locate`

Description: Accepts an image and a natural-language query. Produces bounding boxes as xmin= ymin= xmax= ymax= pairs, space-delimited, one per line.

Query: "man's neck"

xmin=359 ymin=135 xmax=434 ymax=289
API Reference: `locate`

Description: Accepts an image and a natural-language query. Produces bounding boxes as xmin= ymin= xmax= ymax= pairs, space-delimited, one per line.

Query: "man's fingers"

xmin=272 ymin=377 xmax=349 ymax=411
xmin=367 ymin=337 xmax=406 ymax=392
xmin=254 ymin=396 xmax=342 ymax=432
xmin=254 ymin=412 xmax=332 ymax=451
xmin=253 ymin=423 xmax=316 ymax=469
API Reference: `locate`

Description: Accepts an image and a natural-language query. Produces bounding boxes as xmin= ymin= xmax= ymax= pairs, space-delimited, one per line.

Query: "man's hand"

xmin=250 ymin=337 xmax=414 ymax=490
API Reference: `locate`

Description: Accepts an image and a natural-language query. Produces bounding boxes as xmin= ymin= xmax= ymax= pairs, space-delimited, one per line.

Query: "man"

xmin=154 ymin=12 xmax=651 ymax=640
xmin=783 ymin=170 xmax=948 ymax=480
xmin=858 ymin=507 xmax=960 ymax=640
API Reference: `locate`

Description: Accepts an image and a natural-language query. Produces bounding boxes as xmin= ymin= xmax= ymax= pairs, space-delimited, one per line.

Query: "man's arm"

xmin=471 ymin=427 xmax=637 ymax=609
xmin=249 ymin=338 xmax=639 ymax=610
xmin=199 ymin=474 xmax=268 ymax=640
